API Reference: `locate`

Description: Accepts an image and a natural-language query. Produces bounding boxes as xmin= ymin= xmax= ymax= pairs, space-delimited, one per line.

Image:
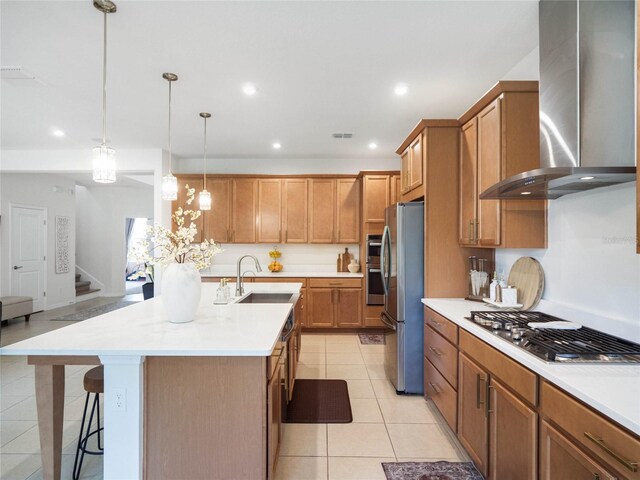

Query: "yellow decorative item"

xmin=268 ymin=246 xmax=283 ymax=272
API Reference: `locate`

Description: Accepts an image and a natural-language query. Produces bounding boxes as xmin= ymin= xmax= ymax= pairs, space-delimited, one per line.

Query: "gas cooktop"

xmin=468 ymin=311 xmax=640 ymax=364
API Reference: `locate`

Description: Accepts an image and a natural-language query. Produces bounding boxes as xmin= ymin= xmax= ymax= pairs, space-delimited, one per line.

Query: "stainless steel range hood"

xmin=480 ymin=0 xmax=636 ymax=200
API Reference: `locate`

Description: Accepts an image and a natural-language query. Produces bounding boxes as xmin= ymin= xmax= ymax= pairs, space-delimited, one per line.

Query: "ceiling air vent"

xmin=332 ymin=133 xmax=353 ymax=139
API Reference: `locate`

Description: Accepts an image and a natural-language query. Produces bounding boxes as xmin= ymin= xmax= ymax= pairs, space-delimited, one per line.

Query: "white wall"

xmin=495 ymin=183 xmax=640 ymax=335
xmin=207 ymin=243 xmax=360 ymax=275
xmin=501 ymin=46 xmax=539 ymax=80
xmin=76 ymin=184 xmax=154 ymax=296
xmin=177 ymin=157 xmax=399 ymax=175
xmin=0 ymin=173 xmax=77 ymax=309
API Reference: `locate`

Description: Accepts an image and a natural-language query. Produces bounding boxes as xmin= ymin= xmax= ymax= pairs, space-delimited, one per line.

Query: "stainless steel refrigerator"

xmin=380 ymin=202 xmax=424 ymax=394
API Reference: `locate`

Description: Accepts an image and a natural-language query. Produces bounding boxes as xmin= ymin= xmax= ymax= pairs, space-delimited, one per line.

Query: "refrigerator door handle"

xmin=380 ymin=311 xmax=396 ymax=331
xmin=381 ymin=225 xmax=391 ymax=295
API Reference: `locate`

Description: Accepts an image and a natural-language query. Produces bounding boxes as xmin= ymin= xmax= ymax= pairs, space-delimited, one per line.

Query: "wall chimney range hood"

xmin=480 ymin=0 xmax=636 ymax=200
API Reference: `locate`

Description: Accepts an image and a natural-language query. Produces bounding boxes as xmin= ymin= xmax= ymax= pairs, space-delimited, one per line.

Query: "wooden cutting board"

xmin=507 ymin=257 xmax=544 ymax=310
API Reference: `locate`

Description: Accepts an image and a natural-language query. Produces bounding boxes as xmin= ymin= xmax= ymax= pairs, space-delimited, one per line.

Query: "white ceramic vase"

xmin=161 ymin=263 xmax=201 ymax=323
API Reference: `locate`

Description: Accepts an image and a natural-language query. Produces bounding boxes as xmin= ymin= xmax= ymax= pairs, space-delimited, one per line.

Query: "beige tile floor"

xmin=276 ymin=333 xmax=470 ymax=480
xmin=1 ymin=303 xmax=469 ymax=480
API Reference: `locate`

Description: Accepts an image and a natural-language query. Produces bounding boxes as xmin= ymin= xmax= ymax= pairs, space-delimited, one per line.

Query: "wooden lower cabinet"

xmin=335 ymin=288 xmax=362 ymax=327
xmin=267 ymin=359 xmax=283 ymax=478
xmin=489 ymin=378 xmax=537 ymax=480
xmin=540 ymin=421 xmax=617 ymax=480
xmin=307 ymin=288 xmax=334 ymax=328
xmin=307 ymin=281 xmax=363 ymax=328
xmin=424 ymin=357 xmax=457 ymax=431
xmin=457 ymin=353 xmax=489 ymax=477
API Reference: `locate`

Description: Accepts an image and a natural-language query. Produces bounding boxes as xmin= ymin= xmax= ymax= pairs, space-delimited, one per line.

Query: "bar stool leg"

xmin=96 ymin=394 xmax=103 ymax=451
xmin=73 ymin=392 xmax=91 ymax=480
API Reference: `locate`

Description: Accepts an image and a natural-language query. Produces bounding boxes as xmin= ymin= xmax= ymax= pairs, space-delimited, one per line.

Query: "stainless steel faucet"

xmin=236 ymin=255 xmax=262 ymax=296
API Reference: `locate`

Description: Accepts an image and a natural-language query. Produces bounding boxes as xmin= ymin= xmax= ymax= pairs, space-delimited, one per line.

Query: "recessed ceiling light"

xmin=51 ymin=129 xmax=65 ymax=137
xmin=272 ymin=142 xmax=281 ymax=150
xmin=521 ymin=191 xmax=532 ymax=195
xmin=368 ymin=142 xmax=378 ymax=150
xmin=394 ymin=84 xmax=408 ymax=96
xmin=580 ymin=176 xmax=595 ymax=180
xmin=242 ymin=83 xmax=257 ymax=96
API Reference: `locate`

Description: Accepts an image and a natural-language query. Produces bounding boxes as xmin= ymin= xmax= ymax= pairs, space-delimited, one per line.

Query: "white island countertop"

xmin=422 ymin=298 xmax=640 ymax=437
xmin=201 ymin=271 xmax=363 ymax=278
xmin=0 ymin=282 xmax=302 ymax=358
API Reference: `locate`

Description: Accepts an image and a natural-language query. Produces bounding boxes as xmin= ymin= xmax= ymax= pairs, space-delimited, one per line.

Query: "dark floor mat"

xmin=285 ymin=379 xmax=352 ymax=423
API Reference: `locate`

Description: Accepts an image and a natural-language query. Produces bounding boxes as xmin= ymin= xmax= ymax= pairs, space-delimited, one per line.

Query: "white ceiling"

xmin=1 ymin=1 xmax=539 ymax=160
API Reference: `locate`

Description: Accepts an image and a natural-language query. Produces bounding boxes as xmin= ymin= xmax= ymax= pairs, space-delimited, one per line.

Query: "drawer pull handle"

xmin=430 ymin=320 xmax=443 ymax=328
xmin=429 ymin=382 xmax=441 ymax=394
xmin=584 ymin=432 xmax=638 ymax=472
xmin=429 ymin=347 xmax=442 ymax=357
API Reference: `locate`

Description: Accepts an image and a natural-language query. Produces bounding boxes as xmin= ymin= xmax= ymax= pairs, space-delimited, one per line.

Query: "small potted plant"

xmin=129 ymin=184 xmax=222 ymax=323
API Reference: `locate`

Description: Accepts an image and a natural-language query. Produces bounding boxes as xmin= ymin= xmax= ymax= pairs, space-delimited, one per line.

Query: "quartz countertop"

xmin=0 ymin=283 xmax=302 ymax=358
xmin=201 ymin=271 xmax=363 ymax=278
xmin=422 ymin=298 xmax=640 ymax=437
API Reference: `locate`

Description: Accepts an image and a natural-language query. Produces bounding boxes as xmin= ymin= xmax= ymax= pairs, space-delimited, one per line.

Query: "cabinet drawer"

xmin=309 ymin=278 xmax=362 ymax=288
xmin=424 ymin=357 xmax=457 ymax=432
xmin=254 ymin=277 xmax=308 ymax=286
xmin=424 ymin=325 xmax=457 ymax=388
xmin=540 ymin=381 xmax=640 ymax=479
xmin=424 ymin=307 xmax=458 ymax=345
xmin=459 ymin=329 xmax=537 ymax=406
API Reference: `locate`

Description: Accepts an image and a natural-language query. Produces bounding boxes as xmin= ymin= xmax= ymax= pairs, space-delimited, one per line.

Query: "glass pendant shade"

xmin=92 ymin=144 xmax=116 ymax=183
xmin=199 ymin=189 xmax=211 ymax=210
xmin=162 ymin=173 xmax=178 ymax=201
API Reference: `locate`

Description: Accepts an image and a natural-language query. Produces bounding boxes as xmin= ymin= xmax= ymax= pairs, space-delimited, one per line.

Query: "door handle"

xmin=468 ymin=220 xmax=473 ymax=243
xmin=13 ymin=266 xmax=23 ymax=270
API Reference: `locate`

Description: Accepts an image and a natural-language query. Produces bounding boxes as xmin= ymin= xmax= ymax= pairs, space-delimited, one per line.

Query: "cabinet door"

xmin=257 ymin=179 xmax=282 ymax=243
xmin=308 ymin=179 xmax=336 ymax=243
xmin=173 ymin=177 xmax=204 ymax=243
xmin=540 ymin=421 xmax=617 ymax=480
xmin=267 ymin=362 xmax=282 ymax=478
xmin=204 ymin=178 xmax=231 ymax=243
xmin=231 ymin=179 xmax=257 ymax=243
xmin=307 ymin=288 xmax=335 ymax=327
xmin=400 ymin=149 xmax=410 ymax=193
xmin=409 ymin=134 xmax=424 ymax=191
xmin=336 ymin=178 xmax=360 ymax=243
xmin=282 ymin=179 xmax=308 ymax=243
xmin=335 ymin=288 xmax=362 ymax=327
xmin=477 ymin=98 xmax=502 ymax=246
xmin=390 ymin=174 xmax=401 ymax=204
xmin=459 ymin=119 xmax=478 ymax=245
xmin=363 ymin=175 xmax=389 ymax=223
xmin=489 ymin=379 xmax=537 ymax=480
xmin=457 ymin=353 xmax=489 ymax=477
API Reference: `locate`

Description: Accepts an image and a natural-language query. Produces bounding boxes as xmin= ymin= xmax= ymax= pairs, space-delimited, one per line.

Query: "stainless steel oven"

xmin=365 ymin=234 xmax=383 ymax=305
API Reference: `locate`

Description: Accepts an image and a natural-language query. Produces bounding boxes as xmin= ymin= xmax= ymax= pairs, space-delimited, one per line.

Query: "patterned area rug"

xmin=382 ymin=461 xmax=484 ymax=480
xmin=51 ymin=301 xmax=138 ymax=321
xmin=359 ymin=333 xmax=385 ymax=345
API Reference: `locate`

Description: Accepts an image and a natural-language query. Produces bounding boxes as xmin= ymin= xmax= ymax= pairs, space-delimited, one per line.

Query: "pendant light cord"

xmin=203 ymin=116 xmax=207 ymax=190
xmin=102 ymin=12 xmax=108 ymax=146
xmin=168 ymin=80 xmax=173 ymax=172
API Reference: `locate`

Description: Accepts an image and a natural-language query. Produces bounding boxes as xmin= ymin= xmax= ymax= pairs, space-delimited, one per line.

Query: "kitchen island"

xmin=0 ymin=282 xmax=302 ymax=480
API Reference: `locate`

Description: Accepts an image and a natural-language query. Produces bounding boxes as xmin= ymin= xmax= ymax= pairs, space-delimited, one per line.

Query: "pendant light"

xmin=92 ymin=0 xmax=117 ymax=184
xmin=161 ymin=72 xmax=179 ymax=201
xmin=198 ymin=112 xmax=212 ymax=210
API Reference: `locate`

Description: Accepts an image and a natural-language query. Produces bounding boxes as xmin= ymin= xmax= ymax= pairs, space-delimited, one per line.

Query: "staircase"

xmin=75 ymin=273 xmax=100 ymax=298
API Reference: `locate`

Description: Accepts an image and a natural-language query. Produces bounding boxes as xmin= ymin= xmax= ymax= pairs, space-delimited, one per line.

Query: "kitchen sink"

xmin=237 ymin=293 xmax=294 ymax=304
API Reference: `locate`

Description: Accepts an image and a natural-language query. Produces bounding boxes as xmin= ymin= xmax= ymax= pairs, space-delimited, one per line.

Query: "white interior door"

xmin=11 ymin=205 xmax=46 ymax=311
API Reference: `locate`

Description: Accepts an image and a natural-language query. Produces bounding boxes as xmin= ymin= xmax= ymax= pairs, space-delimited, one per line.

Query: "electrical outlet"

xmin=113 ymin=388 xmax=126 ymax=411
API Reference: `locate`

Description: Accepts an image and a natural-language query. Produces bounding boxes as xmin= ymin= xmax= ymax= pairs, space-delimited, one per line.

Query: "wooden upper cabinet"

xmin=362 ymin=175 xmax=389 ymax=223
xmin=336 ymin=178 xmax=360 ymax=243
xmin=409 ymin=134 xmax=424 ymax=191
xmin=391 ymin=174 xmax=401 ymax=204
xmin=457 ymin=82 xmax=546 ymax=249
xmin=400 ymin=149 xmax=410 ymax=193
xmin=308 ymin=179 xmax=336 ymax=243
xmin=257 ymin=179 xmax=282 ymax=243
xmin=173 ymin=177 xmax=204 ymax=243
xmin=460 ymin=119 xmax=478 ymax=246
xmin=231 ymin=178 xmax=257 ymax=243
xmin=282 ymin=179 xmax=308 ymax=244
xmin=477 ymin=98 xmax=502 ymax=247
xmin=204 ymin=179 xmax=231 ymax=243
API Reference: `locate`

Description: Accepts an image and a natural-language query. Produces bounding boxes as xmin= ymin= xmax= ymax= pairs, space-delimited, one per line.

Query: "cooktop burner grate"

xmin=470 ymin=311 xmax=640 ymax=362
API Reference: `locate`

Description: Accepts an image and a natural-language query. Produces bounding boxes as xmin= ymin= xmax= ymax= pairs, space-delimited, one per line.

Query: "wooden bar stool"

xmin=72 ymin=366 xmax=104 ymax=480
